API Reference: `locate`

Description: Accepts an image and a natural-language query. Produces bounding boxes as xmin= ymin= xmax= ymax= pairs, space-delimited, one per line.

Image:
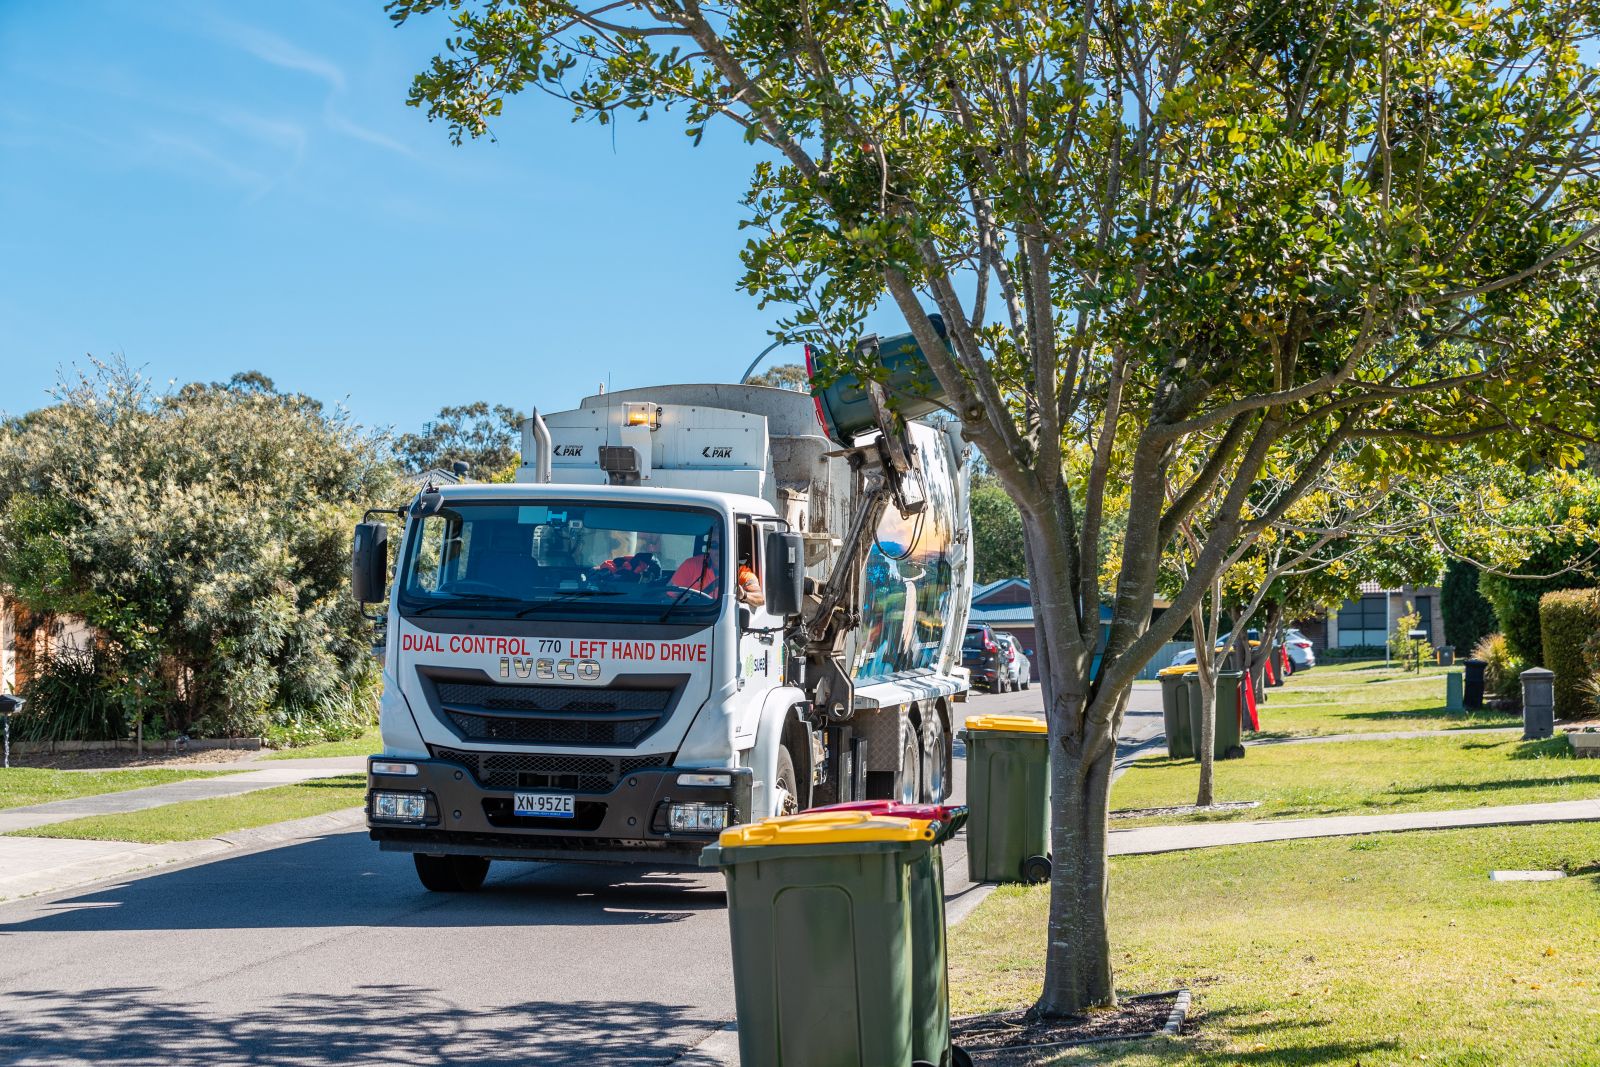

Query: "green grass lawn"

xmin=1112 ymin=734 xmax=1600 ymax=826
xmin=8 ymin=775 xmax=366 ymax=842
xmin=0 ymin=767 xmax=237 ymax=811
xmin=950 ymin=822 xmax=1600 ymax=1065
xmin=262 ymin=729 xmax=381 ymax=760
xmin=1250 ymin=661 xmax=1519 ymax=737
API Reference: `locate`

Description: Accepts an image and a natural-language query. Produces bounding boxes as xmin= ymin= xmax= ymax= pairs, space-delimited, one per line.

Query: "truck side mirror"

xmin=764 ymin=530 xmax=805 ymax=617
xmin=351 ymin=521 xmax=390 ymax=604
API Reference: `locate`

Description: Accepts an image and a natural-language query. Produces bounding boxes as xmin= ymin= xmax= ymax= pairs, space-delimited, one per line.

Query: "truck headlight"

xmin=668 ymin=802 xmax=732 ymax=832
xmin=372 ymin=792 xmax=428 ymax=821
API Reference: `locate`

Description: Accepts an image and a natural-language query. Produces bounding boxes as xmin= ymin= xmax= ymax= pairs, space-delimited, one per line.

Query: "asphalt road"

xmin=0 ymin=684 xmax=1164 ymax=1067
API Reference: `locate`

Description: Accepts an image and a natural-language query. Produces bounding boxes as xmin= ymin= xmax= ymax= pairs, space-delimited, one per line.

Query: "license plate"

xmin=514 ymin=792 xmax=576 ymax=818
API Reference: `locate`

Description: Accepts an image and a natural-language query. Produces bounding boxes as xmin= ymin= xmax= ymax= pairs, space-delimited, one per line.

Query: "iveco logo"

xmin=555 ymin=445 xmax=584 ymax=457
xmin=501 ymin=656 xmax=601 ymax=681
xmin=701 ymin=446 xmax=733 ymax=459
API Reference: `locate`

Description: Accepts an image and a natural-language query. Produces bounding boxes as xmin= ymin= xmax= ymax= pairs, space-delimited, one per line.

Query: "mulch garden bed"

xmin=952 ymin=991 xmax=1186 ymax=1063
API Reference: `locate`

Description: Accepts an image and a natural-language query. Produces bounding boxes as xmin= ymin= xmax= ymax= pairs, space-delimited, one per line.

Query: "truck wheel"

xmin=896 ymin=725 xmax=922 ymax=804
xmin=920 ymin=713 xmax=948 ymax=803
xmin=414 ymin=853 xmax=490 ymax=893
xmin=774 ymin=745 xmax=801 ymax=816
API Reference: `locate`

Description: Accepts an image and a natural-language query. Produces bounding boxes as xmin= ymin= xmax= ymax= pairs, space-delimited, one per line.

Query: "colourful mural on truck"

xmin=853 ymin=425 xmax=965 ymax=680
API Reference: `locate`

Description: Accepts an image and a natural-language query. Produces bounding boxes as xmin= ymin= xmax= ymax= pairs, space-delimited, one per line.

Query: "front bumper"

xmin=366 ymin=756 xmax=753 ymax=866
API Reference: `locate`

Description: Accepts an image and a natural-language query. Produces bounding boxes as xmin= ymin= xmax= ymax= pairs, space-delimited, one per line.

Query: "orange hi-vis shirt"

xmin=670 ymin=555 xmax=719 ymax=592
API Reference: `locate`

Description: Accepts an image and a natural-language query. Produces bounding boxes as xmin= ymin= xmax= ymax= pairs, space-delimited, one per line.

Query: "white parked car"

xmin=1282 ymin=627 xmax=1317 ymax=669
xmin=998 ymin=633 xmax=1032 ymax=690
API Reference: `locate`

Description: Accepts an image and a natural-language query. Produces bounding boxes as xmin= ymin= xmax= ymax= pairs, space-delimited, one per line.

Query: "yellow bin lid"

xmin=963 ymin=714 xmax=1047 ymax=734
xmin=717 ymin=810 xmax=936 ymax=848
xmin=1158 ymin=664 xmax=1198 ymax=676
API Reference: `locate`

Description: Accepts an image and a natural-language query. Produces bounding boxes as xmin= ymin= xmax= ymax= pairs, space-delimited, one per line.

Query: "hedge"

xmin=1538 ymin=589 xmax=1600 ymax=718
xmin=1441 ymin=560 xmax=1498 ymax=653
xmin=1478 ymin=541 xmax=1597 ymax=666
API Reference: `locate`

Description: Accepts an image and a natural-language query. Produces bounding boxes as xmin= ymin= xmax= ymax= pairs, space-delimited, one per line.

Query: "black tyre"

xmin=920 ymin=712 xmax=949 ymax=803
xmin=895 ymin=724 xmax=922 ymax=804
xmin=1020 ymin=855 xmax=1052 ymax=884
xmin=774 ymin=744 xmax=801 ymax=816
xmin=1021 ymin=678 xmax=1030 ymax=691
xmin=414 ymin=853 xmax=490 ymax=892
xmin=951 ymin=1045 xmax=975 ymax=1067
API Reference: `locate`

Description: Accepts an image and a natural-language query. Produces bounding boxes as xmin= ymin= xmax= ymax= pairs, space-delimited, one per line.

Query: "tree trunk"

xmin=1038 ymin=707 xmax=1117 ymax=1014
xmin=1016 ymin=507 xmax=1120 ymax=1016
xmin=1191 ymin=604 xmax=1216 ymax=807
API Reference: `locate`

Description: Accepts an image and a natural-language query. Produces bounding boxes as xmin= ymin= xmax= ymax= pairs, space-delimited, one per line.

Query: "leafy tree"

xmin=971 ymin=479 xmax=1027 ymax=584
xmin=1441 ymin=560 xmax=1499 ymax=654
xmin=746 ymin=363 xmax=811 ymax=391
xmin=396 ymin=401 xmax=524 ymax=475
xmin=0 ymin=361 xmax=403 ymax=739
xmin=1462 ymin=470 xmax=1600 ymax=665
xmin=394 ymin=0 xmax=1600 ymax=1013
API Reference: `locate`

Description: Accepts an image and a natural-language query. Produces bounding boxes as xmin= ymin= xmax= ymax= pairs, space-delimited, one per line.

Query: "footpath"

xmin=0 ymin=756 xmax=366 ymax=902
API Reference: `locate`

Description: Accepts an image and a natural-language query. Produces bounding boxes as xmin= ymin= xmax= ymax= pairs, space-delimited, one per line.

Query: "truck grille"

xmin=431 ymin=681 xmax=677 ymax=747
xmin=431 ymin=747 xmax=669 ymax=793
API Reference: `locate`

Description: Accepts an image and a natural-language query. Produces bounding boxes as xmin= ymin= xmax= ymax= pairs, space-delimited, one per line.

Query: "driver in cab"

xmin=668 ymin=532 xmax=764 ymax=608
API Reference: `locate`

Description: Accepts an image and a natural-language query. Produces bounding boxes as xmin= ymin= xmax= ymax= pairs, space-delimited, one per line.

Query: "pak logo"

xmin=701 ymin=446 xmax=733 ymax=459
xmin=555 ymin=445 xmax=584 ymax=457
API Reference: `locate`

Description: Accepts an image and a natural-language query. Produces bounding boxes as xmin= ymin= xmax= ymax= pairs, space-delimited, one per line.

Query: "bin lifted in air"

xmin=353 ymin=322 xmax=979 ymax=891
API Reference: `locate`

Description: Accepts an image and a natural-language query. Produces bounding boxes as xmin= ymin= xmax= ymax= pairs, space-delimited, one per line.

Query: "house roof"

xmin=970 ymin=603 xmax=1036 ymax=625
xmin=973 ymin=577 xmax=1031 ymax=604
xmin=405 ymin=468 xmax=462 ymax=488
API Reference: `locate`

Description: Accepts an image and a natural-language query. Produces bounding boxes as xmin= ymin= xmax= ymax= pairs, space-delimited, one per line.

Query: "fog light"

xmin=669 ymin=802 xmax=731 ymax=832
xmin=373 ymin=792 xmax=427 ymax=821
xmin=371 ymin=760 xmax=419 ymax=777
xmin=676 ymin=772 xmax=732 ymax=787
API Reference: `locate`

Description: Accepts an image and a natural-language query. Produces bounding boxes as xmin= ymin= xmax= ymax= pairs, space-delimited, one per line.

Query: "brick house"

xmin=1291 ymin=581 xmax=1446 ymax=654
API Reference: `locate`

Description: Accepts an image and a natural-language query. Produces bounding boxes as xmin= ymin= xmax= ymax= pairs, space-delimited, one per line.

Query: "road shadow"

xmin=0 ymin=832 xmax=725 ymax=936
xmin=0 ymin=986 xmax=720 ymax=1066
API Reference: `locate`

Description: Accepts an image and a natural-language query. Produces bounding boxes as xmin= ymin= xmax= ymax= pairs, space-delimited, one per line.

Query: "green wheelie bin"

xmin=1156 ymin=665 xmax=1197 ymax=758
xmin=1187 ymin=669 xmax=1246 ymax=760
xmin=814 ymin=801 xmax=971 ymax=1067
xmin=959 ymin=715 xmax=1051 ymax=884
xmin=701 ymin=810 xmax=936 ymax=1066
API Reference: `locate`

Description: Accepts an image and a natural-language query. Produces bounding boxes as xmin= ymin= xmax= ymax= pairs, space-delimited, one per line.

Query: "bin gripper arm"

xmin=800 ymin=408 xmax=928 ymax=720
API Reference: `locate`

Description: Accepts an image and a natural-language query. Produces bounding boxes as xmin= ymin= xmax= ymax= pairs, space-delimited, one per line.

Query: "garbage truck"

xmin=352 ymin=330 xmax=974 ymax=889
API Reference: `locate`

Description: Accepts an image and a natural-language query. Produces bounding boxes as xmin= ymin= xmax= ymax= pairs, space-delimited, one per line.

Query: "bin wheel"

xmin=414 ymin=854 xmax=490 ymax=892
xmin=1223 ymin=744 xmax=1246 ymax=760
xmin=1021 ymin=855 xmax=1052 ymax=884
xmin=951 ymin=1045 xmax=975 ymax=1067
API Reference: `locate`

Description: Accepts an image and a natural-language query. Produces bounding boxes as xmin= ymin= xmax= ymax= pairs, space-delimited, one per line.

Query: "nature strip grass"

xmin=949 ymin=822 xmax=1600 ymax=1066
xmin=1111 ymin=734 xmax=1599 ymax=827
xmin=1254 ymin=664 xmax=1518 ymax=737
xmin=0 ymin=767 xmax=238 ymax=812
xmin=7 ymin=775 xmax=367 ymax=843
xmin=262 ymin=729 xmax=381 ymax=760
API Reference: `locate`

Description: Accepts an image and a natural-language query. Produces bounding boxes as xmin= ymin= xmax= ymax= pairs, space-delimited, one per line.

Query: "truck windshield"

xmin=397 ymin=501 xmax=726 ymax=623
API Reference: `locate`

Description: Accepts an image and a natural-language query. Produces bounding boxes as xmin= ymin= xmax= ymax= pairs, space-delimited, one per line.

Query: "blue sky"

xmin=0 ymin=2 xmax=873 ymax=435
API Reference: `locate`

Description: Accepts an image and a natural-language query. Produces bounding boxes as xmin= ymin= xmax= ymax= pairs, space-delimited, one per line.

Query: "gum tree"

xmin=392 ymin=0 xmax=1600 ymax=1012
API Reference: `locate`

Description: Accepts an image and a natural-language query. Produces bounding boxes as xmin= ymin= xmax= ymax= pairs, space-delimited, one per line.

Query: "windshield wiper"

xmin=405 ymin=594 xmax=526 ymax=617
xmin=514 ymin=589 xmax=625 ymax=618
